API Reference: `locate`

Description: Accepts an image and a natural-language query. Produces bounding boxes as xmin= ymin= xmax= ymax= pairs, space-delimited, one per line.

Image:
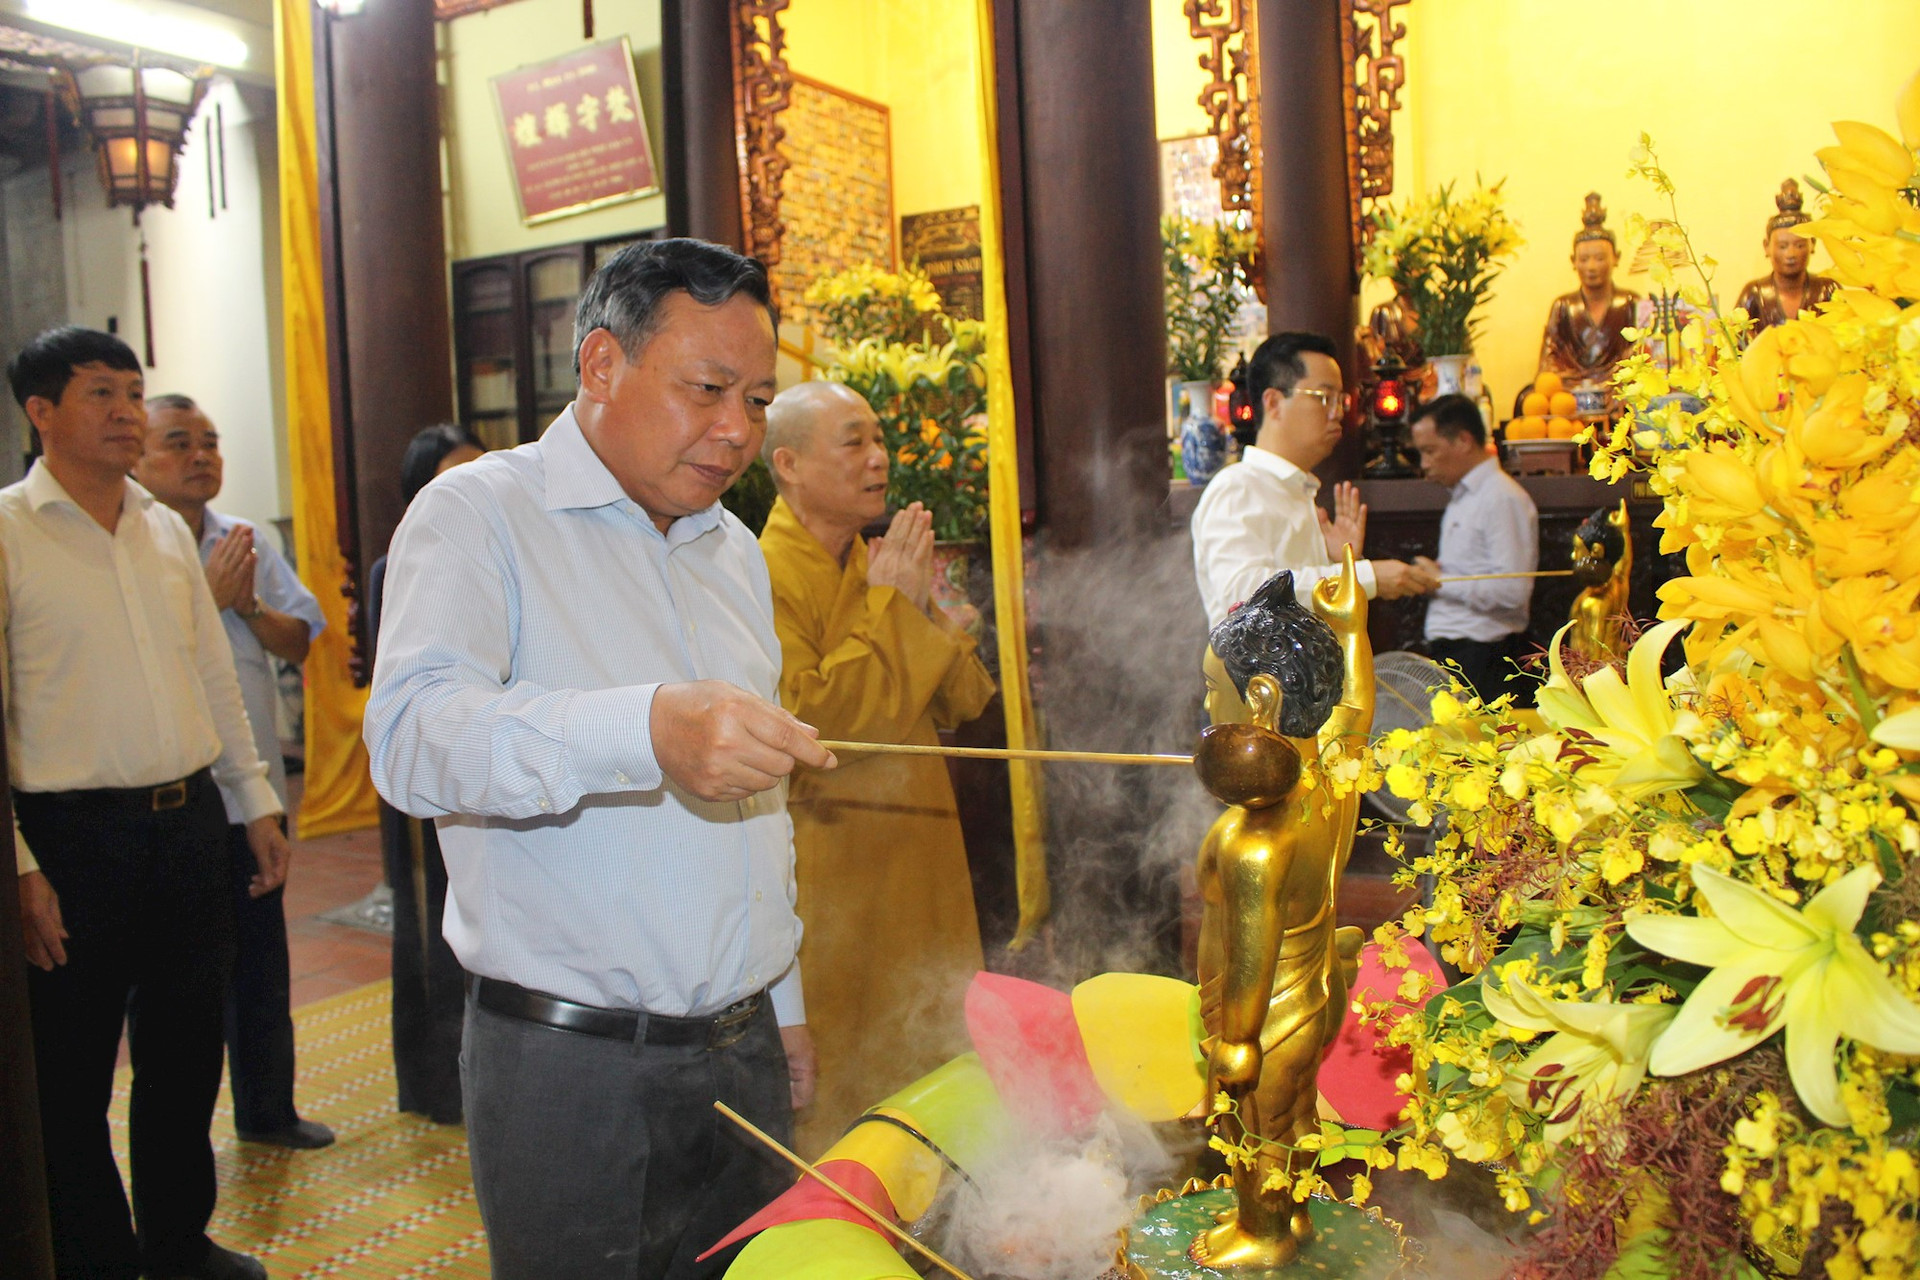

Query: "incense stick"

xmin=1437 ymin=569 xmax=1576 ymax=583
xmin=817 ymin=739 xmax=1193 ymax=768
xmin=714 ymin=1102 xmax=979 ymax=1280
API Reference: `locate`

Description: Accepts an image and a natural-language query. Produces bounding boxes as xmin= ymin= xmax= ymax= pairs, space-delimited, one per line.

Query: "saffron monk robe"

xmin=759 ymin=381 xmax=997 ymax=1158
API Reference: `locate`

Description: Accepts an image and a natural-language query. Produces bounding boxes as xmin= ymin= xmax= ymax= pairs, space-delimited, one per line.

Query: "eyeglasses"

xmin=1287 ymin=386 xmax=1352 ymax=419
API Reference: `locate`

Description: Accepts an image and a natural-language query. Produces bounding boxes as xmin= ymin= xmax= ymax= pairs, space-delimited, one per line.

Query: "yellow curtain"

xmin=275 ymin=0 xmax=378 ymax=838
xmin=972 ymin=0 xmax=1048 ymax=949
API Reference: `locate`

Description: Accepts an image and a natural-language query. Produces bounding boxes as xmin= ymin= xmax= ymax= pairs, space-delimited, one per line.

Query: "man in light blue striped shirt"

xmin=366 ymin=240 xmax=835 ymax=1279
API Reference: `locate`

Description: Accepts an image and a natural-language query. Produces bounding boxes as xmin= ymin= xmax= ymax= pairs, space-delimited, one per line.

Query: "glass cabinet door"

xmin=457 ymin=263 xmax=520 ymax=452
xmin=526 ymin=251 xmax=584 ymax=431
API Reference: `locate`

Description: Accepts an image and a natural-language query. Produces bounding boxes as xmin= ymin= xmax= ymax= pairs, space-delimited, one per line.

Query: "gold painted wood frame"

xmin=1185 ymin=0 xmax=1411 ymax=276
xmin=730 ymin=0 xmax=793 ymax=272
xmin=1342 ymin=0 xmax=1412 ymax=268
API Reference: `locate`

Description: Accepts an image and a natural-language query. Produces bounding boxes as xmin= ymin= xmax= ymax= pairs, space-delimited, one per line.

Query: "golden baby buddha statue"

xmin=1734 ymin=179 xmax=1836 ymax=339
xmin=1537 ymin=193 xmax=1642 ymax=392
xmin=1569 ymin=502 xmax=1632 ymax=662
xmin=1189 ymin=554 xmax=1372 ymax=1270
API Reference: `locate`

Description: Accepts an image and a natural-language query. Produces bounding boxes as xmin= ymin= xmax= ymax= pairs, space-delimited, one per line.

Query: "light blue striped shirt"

xmin=364 ymin=407 xmax=803 ymax=1023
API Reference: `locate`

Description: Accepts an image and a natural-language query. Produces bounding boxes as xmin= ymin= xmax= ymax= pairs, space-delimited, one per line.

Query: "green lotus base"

xmin=1120 ymin=1188 xmax=1406 ymax=1279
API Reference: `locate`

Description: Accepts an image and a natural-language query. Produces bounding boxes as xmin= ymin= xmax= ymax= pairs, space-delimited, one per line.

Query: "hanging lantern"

xmin=69 ymin=53 xmax=206 ymax=211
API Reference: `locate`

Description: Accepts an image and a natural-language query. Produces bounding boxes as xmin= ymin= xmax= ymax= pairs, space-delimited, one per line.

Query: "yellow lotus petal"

xmin=1871 ymin=706 xmax=1920 ymax=752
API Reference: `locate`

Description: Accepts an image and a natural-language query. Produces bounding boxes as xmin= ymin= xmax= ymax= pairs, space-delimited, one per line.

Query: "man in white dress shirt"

xmin=133 ymin=395 xmax=335 ymax=1152
xmin=5 ymin=327 xmax=292 ymax=1280
xmin=1410 ymin=393 xmax=1540 ymax=703
xmin=365 ymin=240 xmax=833 ymax=1279
xmin=1192 ymin=331 xmax=1438 ymax=630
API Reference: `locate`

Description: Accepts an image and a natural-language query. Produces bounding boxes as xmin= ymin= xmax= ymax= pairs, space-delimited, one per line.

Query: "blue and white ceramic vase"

xmin=1178 ymin=379 xmax=1228 ymax=487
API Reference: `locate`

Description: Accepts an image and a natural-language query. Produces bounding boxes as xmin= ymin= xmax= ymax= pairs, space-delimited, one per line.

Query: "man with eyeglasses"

xmin=1192 ymin=331 xmax=1439 ymax=629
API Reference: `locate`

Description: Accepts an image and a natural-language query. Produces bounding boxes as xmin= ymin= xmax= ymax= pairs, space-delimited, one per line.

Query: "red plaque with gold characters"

xmin=491 ymin=37 xmax=658 ymax=225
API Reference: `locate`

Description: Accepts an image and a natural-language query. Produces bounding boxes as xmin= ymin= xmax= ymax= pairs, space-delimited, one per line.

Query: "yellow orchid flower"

xmin=1534 ymin=618 xmax=1710 ymax=801
xmin=1483 ymin=978 xmax=1676 ymax=1148
xmin=1627 ymin=865 xmax=1920 ymax=1128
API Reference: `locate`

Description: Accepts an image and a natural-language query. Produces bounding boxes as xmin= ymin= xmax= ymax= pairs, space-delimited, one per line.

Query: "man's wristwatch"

xmin=237 ymin=596 xmax=264 ymax=620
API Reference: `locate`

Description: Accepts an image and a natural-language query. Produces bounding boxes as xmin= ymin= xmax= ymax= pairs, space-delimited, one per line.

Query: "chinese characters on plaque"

xmin=492 ymin=38 xmax=658 ymax=225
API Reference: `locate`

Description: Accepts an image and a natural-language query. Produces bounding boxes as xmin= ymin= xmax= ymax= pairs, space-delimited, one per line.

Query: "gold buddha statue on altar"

xmin=1734 ymin=179 xmax=1836 ymax=338
xmin=1190 ymin=556 xmax=1371 ymax=1270
xmin=1536 ymin=193 xmax=1642 ymax=393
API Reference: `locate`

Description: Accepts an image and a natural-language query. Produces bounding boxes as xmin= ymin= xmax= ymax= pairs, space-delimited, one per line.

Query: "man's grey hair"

xmin=145 ymin=393 xmax=198 ymax=414
xmin=572 ymin=238 xmax=776 ymax=376
xmin=762 ymin=381 xmax=872 ymax=494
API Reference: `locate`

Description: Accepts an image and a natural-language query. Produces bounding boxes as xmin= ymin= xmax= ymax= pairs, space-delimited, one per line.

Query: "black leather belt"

xmin=32 ymin=768 xmax=210 ymax=813
xmin=472 ymin=976 xmax=763 ymax=1050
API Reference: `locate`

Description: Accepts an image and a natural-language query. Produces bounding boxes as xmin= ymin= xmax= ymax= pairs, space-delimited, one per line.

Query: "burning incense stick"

xmin=714 ymin=1102 xmax=979 ymax=1280
xmin=816 ymin=739 xmax=1194 ymax=768
xmin=1437 ymin=569 xmax=1576 ymax=583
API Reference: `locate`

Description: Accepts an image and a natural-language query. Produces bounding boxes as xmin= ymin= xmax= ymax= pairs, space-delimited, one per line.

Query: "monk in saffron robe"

xmin=759 ymin=381 xmax=996 ymax=1157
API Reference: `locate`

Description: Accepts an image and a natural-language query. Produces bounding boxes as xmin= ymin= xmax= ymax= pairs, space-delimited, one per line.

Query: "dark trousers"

xmin=1428 ymin=633 xmax=1533 ymax=707
xmin=223 ymin=820 xmax=299 ymax=1134
xmin=379 ymin=801 xmax=465 ymax=1121
xmin=16 ymin=773 xmax=234 ymax=1280
xmin=462 ymin=990 xmax=793 ymax=1280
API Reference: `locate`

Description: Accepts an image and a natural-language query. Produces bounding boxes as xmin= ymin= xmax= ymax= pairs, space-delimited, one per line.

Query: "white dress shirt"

xmin=3 ymin=462 xmax=279 ymax=874
xmin=1424 ymin=457 xmax=1539 ymax=643
xmin=1191 ymin=445 xmax=1381 ymax=629
xmin=199 ymin=508 xmax=327 ymax=820
xmin=364 ymin=406 xmax=804 ymax=1024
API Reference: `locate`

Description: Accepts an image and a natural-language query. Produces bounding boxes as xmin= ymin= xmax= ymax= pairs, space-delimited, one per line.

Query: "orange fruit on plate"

xmin=1535 ymin=371 xmax=1565 ymax=397
xmin=1521 ymin=391 xmax=1550 ymax=418
xmin=1507 ymin=416 xmax=1548 ymax=441
xmin=1547 ymin=416 xmax=1580 ymax=440
xmin=1549 ymin=391 xmax=1579 ymax=418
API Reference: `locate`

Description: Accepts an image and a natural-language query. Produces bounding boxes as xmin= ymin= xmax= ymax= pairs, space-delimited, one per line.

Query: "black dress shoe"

xmin=148 ymin=1242 xmax=268 ymax=1280
xmin=237 ymin=1118 xmax=336 ymax=1149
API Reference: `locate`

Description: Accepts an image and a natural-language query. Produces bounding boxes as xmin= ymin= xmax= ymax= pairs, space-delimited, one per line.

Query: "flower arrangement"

xmin=1361 ymin=180 xmax=1523 ymax=358
xmin=1364 ymin=78 xmax=1920 ymax=1280
xmin=1163 ymin=217 xmax=1257 ymax=383
xmin=807 ymin=264 xmax=989 ymax=542
xmin=805 ymin=260 xmax=945 ymax=349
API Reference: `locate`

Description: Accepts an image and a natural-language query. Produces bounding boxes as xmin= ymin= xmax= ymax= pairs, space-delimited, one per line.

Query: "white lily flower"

xmin=1627 ymin=864 xmax=1920 ymax=1127
xmin=1534 ymin=618 xmax=1709 ymax=801
xmin=1483 ymin=978 xmax=1675 ymax=1147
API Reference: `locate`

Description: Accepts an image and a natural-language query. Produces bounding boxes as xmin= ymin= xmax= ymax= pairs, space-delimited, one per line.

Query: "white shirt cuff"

xmin=565 ymin=683 xmax=663 ymax=794
xmin=15 ymin=827 xmax=39 ymax=876
xmin=770 ymin=961 xmax=805 ymax=1026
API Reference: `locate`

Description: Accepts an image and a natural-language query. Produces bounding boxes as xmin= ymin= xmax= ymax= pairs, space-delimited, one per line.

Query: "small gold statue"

xmin=1569 ymin=502 xmax=1632 ymax=661
xmin=1734 ymin=179 xmax=1836 ymax=339
xmin=1537 ymin=193 xmax=1643 ymax=390
xmin=1190 ymin=553 xmax=1372 ymax=1270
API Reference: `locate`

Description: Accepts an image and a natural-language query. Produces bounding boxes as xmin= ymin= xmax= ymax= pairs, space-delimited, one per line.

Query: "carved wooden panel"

xmin=1184 ymin=0 xmax=1259 ymax=223
xmin=1343 ymin=0 xmax=1411 ymax=269
xmin=731 ymin=0 xmax=792 ymax=272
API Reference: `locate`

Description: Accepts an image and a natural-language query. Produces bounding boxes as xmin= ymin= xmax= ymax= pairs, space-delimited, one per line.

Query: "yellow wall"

xmin=440 ymin=0 xmax=667 ymax=262
xmin=782 ymin=0 xmax=983 ymax=222
xmin=1400 ymin=0 xmax=1920 ymax=407
xmin=1151 ymin=1 xmax=1213 ymax=142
